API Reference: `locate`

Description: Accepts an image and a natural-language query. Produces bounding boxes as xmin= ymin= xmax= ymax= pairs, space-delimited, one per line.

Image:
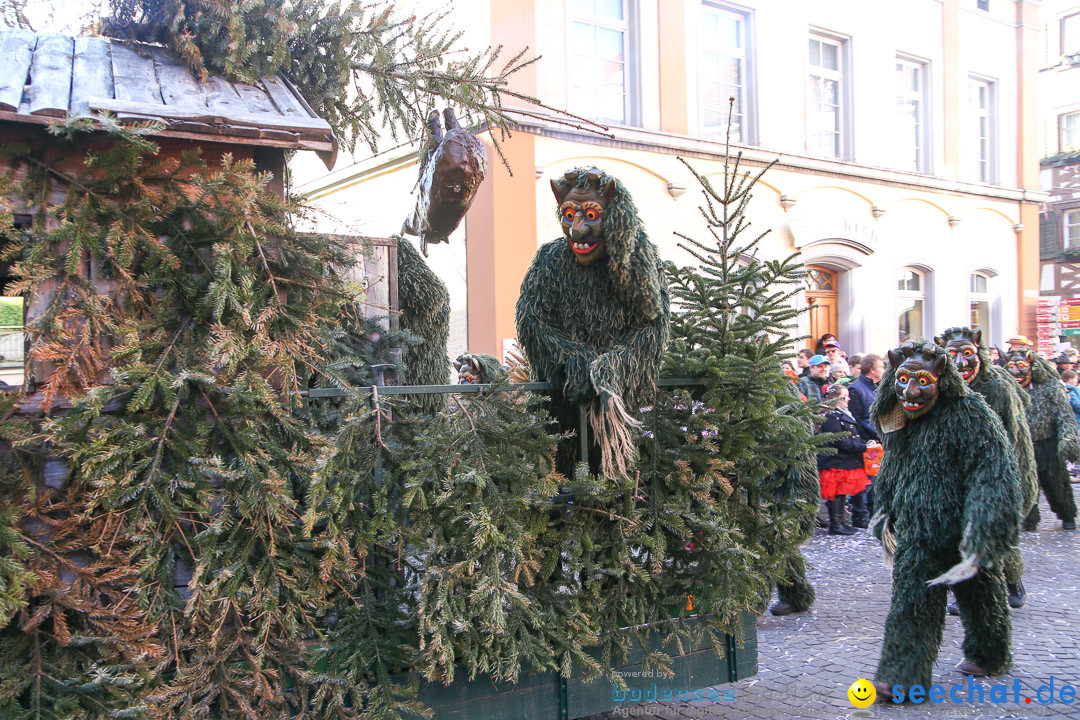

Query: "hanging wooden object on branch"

xmin=402 ymin=107 xmax=487 ymax=256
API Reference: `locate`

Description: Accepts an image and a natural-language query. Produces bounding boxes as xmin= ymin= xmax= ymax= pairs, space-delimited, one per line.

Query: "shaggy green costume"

xmin=397 ymin=235 xmax=451 ymax=413
xmin=772 ymin=412 xmax=819 ymax=612
xmin=515 ymin=168 xmax=670 ymax=477
xmin=1007 ymin=349 xmax=1080 ymax=529
xmin=453 ymin=353 xmax=507 ymax=384
xmin=766 ymin=382 xmax=819 ymax=614
xmin=936 ymin=328 xmax=1037 ymax=605
xmin=871 ymin=342 xmax=1020 ymax=694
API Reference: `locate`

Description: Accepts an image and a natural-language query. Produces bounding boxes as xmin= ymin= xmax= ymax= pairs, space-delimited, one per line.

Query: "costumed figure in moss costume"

xmin=453 ymin=353 xmax=507 ymax=384
xmin=936 ymin=327 xmax=1037 ymax=609
xmin=1006 ymin=348 xmax=1080 ymax=530
xmin=768 ymin=383 xmax=820 ymax=616
xmin=396 ymin=237 xmax=450 ymax=411
xmin=870 ymin=342 xmax=1020 ymax=700
xmin=515 ymin=168 xmax=670 ymax=478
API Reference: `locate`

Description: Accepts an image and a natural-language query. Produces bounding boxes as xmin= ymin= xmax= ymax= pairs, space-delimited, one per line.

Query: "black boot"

xmin=851 ymin=489 xmax=869 ymax=528
xmin=828 ymin=497 xmax=854 ymax=535
xmin=1007 ymin=580 xmax=1026 ymax=609
xmin=839 ymin=495 xmax=855 ymax=531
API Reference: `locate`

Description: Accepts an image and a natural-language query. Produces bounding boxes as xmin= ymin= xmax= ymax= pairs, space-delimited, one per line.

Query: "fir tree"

xmin=659 ymin=145 xmax=823 ymax=628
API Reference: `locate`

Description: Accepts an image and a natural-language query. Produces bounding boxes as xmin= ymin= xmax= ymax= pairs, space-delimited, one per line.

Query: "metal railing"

xmin=301 ymin=376 xmax=710 ymax=467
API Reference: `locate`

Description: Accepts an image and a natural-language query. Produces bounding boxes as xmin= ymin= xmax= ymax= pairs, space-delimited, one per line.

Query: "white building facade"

xmin=294 ymin=0 xmax=1043 ymax=360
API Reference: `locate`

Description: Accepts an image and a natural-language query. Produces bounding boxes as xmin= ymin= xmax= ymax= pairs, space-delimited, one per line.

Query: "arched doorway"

xmin=805 ymin=265 xmax=838 ymax=350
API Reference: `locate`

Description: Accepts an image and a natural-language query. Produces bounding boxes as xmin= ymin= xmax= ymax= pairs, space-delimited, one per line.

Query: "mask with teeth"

xmin=1006 ymin=348 xmax=1034 ymax=388
xmin=935 ymin=327 xmax=982 ymax=386
xmin=888 ymin=344 xmax=947 ymax=419
xmin=551 ymin=169 xmax=616 ymax=267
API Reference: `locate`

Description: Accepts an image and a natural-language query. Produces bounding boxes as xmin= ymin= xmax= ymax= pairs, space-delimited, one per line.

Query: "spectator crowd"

xmin=779 ymin=333 xmax=1080 ymax=553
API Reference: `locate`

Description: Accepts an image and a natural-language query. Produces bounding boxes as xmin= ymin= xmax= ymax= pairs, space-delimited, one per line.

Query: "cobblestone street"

xmin=591 ymin=495 xmax=1080 ymax=720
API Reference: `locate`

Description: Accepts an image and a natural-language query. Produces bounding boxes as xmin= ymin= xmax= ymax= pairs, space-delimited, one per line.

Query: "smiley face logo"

xmin=848 ymin=678 xmax=876 ymax=708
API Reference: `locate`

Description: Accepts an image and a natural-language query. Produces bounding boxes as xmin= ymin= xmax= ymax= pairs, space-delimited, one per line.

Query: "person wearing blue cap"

xmin=798 ymin=353 xmax=831 ymax=403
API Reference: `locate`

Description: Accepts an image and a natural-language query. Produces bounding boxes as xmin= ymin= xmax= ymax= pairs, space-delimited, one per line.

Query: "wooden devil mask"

xmin=1006 ymin=348 xmax=1034 ymax=388
xmin=551 ymin=168 xmax=616 ymax=267
xmin=935 ymin=327 xmax=982 ymax=385
xmin=888 ymin=343 xmax=947 ymax=419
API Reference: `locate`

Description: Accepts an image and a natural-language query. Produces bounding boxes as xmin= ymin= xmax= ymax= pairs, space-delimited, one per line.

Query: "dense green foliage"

xmin=0 ymin=6 xmax=820 ymax=717
xmin=0 ymin=119 xmax=364 ymax=719
xmin=663 ymin=154 xmax=822 ymax=607
xmin=0 ymin=120 xmax=821 ymax=719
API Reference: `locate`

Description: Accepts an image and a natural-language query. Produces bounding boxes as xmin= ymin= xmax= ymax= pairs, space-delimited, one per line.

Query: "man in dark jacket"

xmin=846 ymin=353 xmax=884 ymax=527
xmin=849 ymin=354 xmax=884 ymax=440
xmin=798 ymin=354 xmax=830 ymax=402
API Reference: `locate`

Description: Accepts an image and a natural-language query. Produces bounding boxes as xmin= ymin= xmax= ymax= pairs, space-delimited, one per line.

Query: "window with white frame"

xmin=568 ymin=0 xmax=635 ymax=126
xmin=700 ymin=3 xmax=751 ymax=142
xmin=808 ymin=32 xmax=847 ymax=159
xmin=1062 ymin=112 xmax=1080 ymax=153
xmin=897 ymin=268 xmax=926 ymax=344
xmin=965 ymin=77 xmax=995 ymax=183
xmin=1062 ymin=13 xmax=1080 ymax=56
xmin=969 ymin=272 xmax=992 ymax=341
xmin=1065 ymin=209 xmax=1080 ymax=249
xmin=895 ymin=56 xmax=929 ymax=172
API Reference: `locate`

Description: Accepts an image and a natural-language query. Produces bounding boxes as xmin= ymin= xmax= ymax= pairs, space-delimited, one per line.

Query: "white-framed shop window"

xmin=568 ymin=0 xmax=637 ymax=126
xmin=897 ymin=268 xmax=926 ymax=344
xmin=700 ymin=3 xmax=752 ymax=142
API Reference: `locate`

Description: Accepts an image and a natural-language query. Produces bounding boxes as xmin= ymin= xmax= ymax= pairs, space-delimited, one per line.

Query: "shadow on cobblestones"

xmin=587 ymin=496 xmax=1080 ymax=720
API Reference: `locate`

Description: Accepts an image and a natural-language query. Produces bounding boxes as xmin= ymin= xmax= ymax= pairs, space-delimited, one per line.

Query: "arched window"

xmin=897 ymin=268 xmax=925 ymax=344
xmin=970 ymin=271 xmax=992 ymax=341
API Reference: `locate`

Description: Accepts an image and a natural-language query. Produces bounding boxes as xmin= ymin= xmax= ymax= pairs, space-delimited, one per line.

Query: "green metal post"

xmin=727 ymin=633 xmax=738 ymax=682
xmin=578 ymin=404 xmax=589 ymax=467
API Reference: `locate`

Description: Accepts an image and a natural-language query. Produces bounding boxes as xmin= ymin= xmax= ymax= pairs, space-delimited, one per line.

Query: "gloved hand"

xmin=563 ymin=353 xmax=596 ymax=405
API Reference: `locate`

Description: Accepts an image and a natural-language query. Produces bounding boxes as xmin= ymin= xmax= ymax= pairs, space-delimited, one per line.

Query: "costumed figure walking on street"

xmin=870 ymin=342 xmax=1021 ymax=700
xmin=1007 ymin=348 xmax=1080 ymax=530
xmin=515 ymin=168 xmax=670 ymax=478
xmin=768 ymin=382 xmax=821 ymax=616
xmin=936 ymin=327 xmax=1037 ymax=609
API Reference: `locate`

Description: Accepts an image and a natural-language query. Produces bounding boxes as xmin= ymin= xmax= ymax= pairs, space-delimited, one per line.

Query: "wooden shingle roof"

xmin=0 ymin=29 xmax=336 ymax=166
